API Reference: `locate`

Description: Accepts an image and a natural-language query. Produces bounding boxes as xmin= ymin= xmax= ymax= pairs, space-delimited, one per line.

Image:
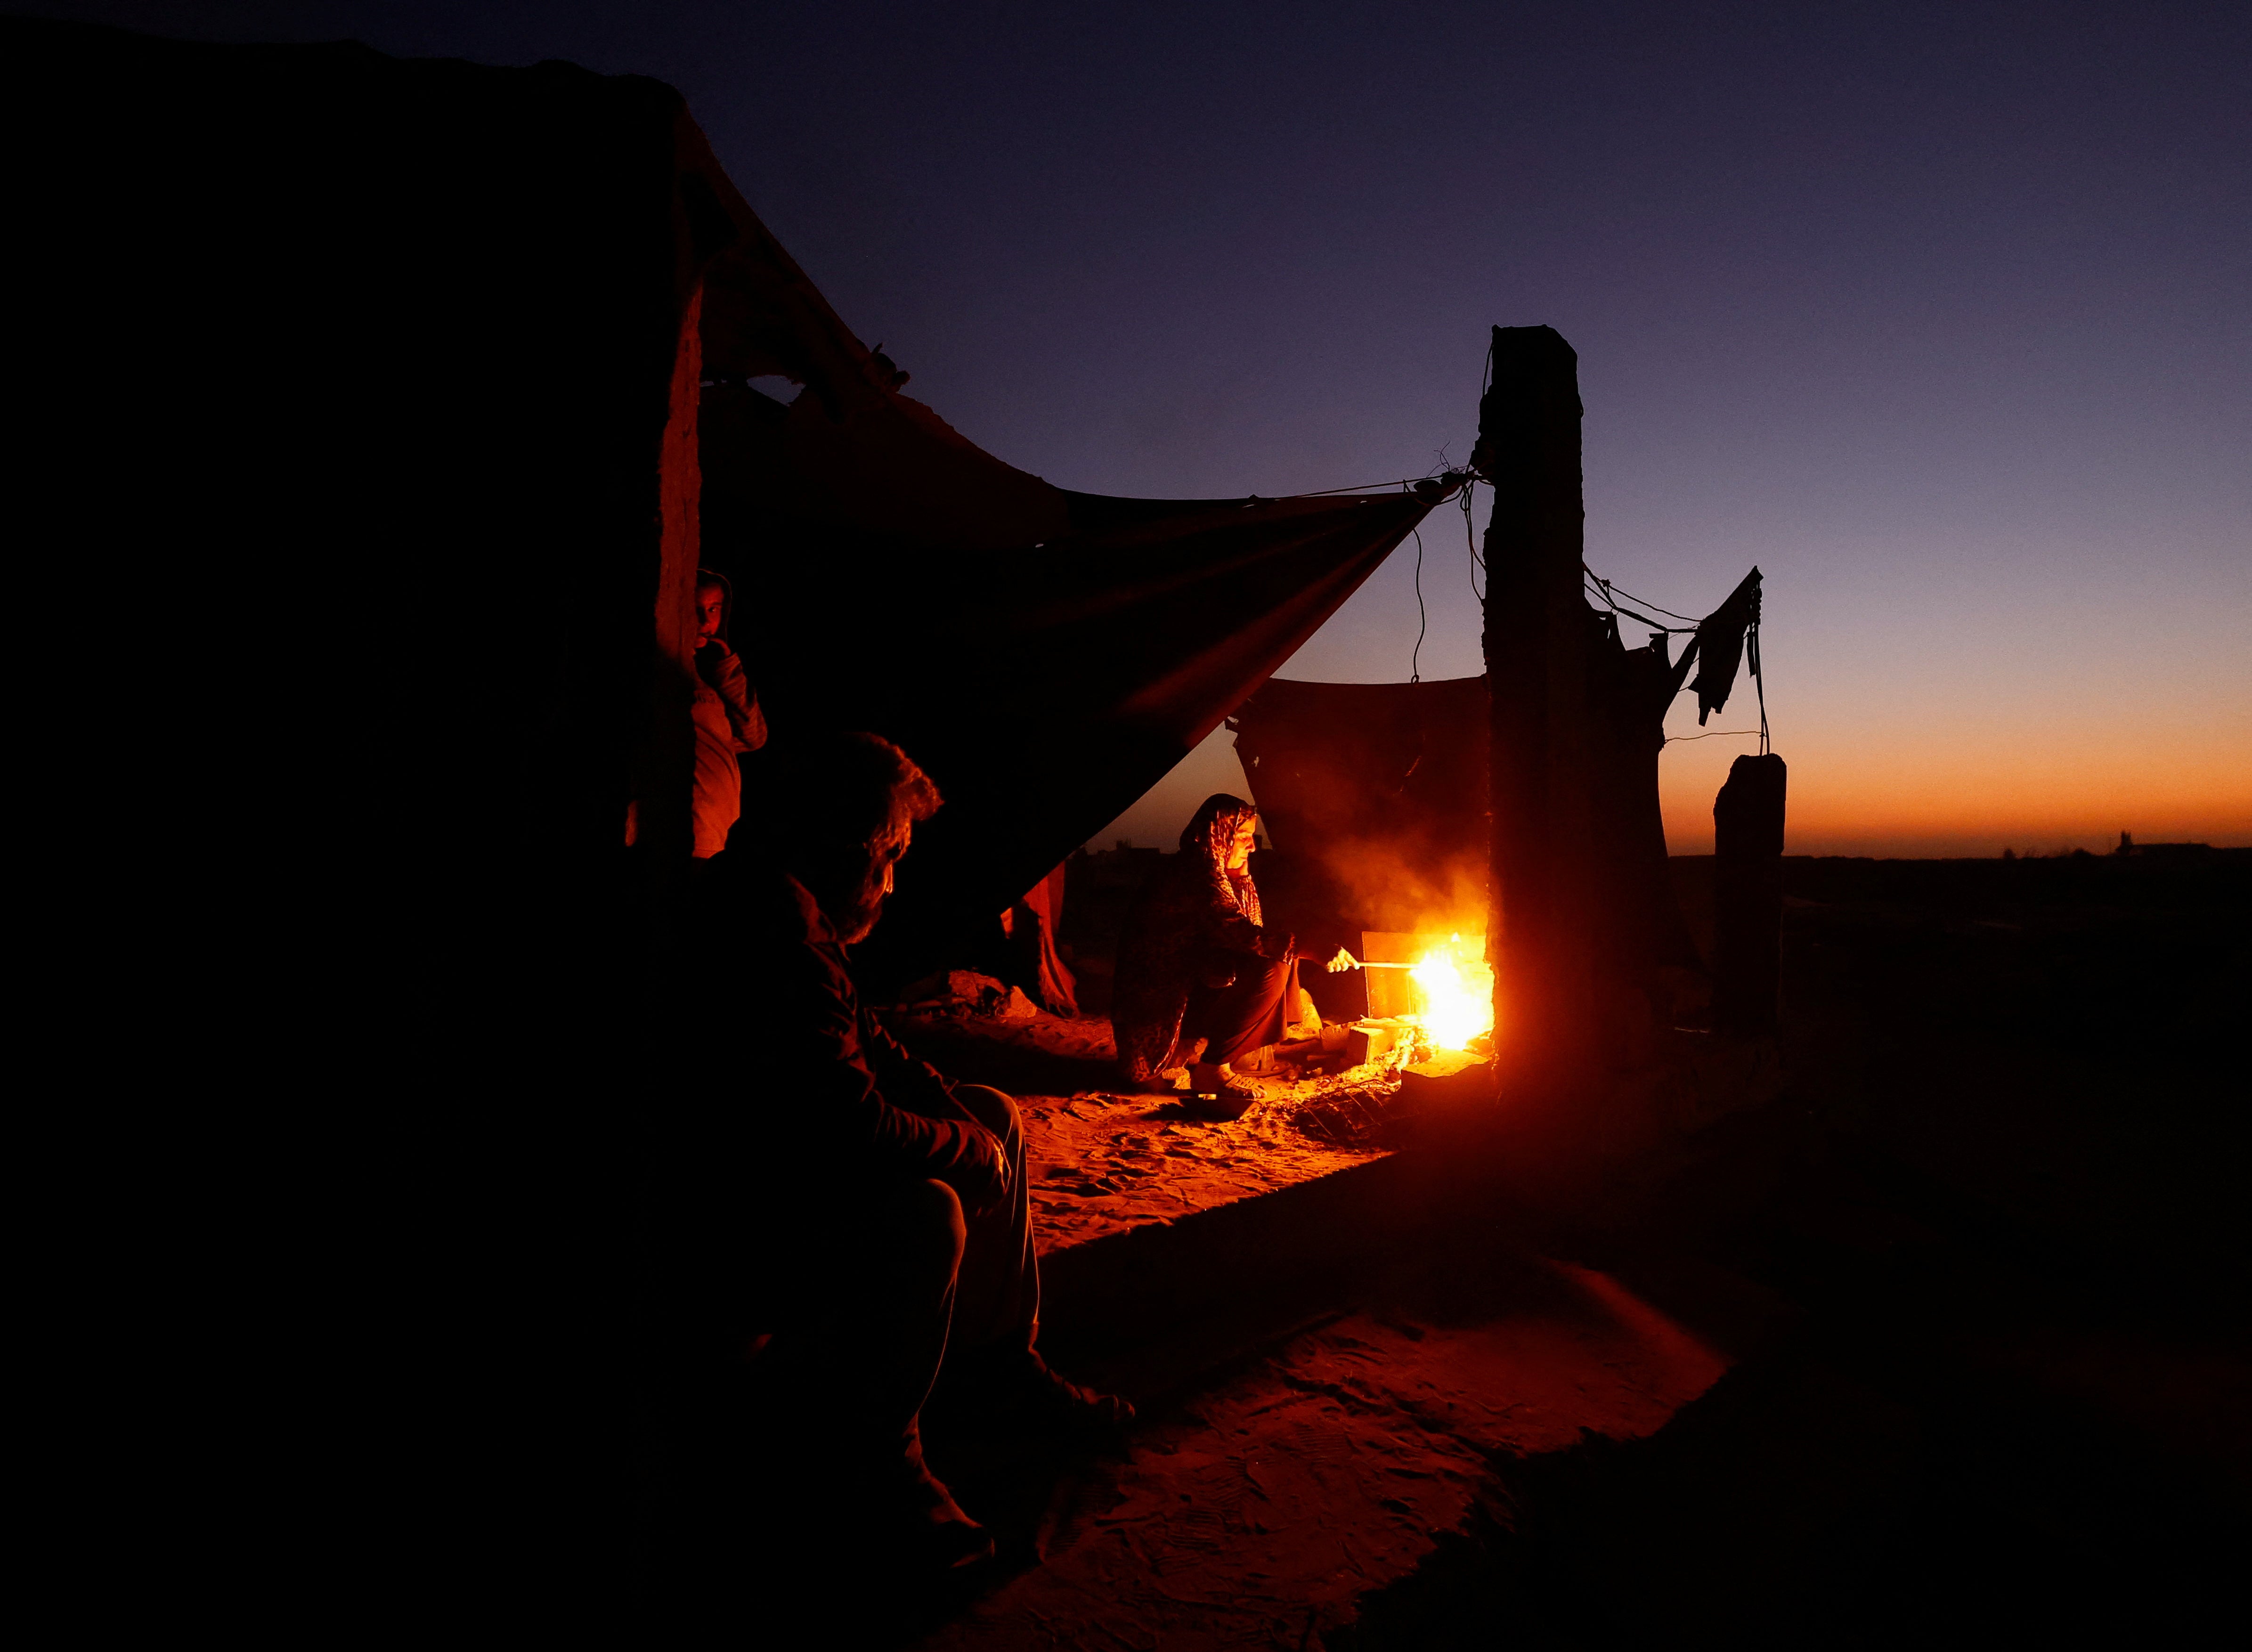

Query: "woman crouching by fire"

xmin=1112 ymin=793 xmax=1356 ymax=1117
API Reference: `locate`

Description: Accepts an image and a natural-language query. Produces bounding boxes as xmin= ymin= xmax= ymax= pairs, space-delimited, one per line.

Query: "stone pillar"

xmin=1713 ymin=752 xmax=1787 ymax=1035
xmin=1474 ymin=325 xmax=1598 ymax=1087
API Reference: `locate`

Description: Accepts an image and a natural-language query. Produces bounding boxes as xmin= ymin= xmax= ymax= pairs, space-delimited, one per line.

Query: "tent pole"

xmin=1474 ymin=325 xmax=1600 ymax=1095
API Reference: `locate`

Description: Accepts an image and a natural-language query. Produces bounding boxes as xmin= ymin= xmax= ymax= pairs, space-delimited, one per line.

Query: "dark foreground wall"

xmin=16 ymin=12 xmax=709 ymax=987
xmin=10 ymin=18 xmax=716 ymax=1618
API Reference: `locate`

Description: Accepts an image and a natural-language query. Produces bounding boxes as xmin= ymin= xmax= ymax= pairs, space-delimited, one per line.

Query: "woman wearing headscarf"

xmin=690 ymin=568 xmax=767 ymax=858
xmin=1111 ymin=794 xmax=1354 ymax=1115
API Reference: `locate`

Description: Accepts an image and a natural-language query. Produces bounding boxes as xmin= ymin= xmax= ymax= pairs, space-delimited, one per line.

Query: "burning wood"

xmin=1358 ymin=931 xmax=1496 ymax=1056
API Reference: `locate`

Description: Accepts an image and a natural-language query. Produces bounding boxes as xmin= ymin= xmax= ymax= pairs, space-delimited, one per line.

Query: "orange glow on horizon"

xmin=1658 ymin=722 xmax=2252 ymax=858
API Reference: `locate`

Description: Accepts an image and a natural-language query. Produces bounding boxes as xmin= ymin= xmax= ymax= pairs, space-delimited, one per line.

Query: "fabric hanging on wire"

xmin=1684 ymin=567 xmax=1763 ymax=725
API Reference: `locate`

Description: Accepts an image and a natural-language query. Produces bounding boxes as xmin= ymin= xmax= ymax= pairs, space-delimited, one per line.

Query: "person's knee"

xmin=908 ymin=1175 xmax=967 ymax=1253
xmin=888 ymin=1177 xmax=965 ymax=1299
xmin=951 ymin=1083 xmax=1021 ymax=1151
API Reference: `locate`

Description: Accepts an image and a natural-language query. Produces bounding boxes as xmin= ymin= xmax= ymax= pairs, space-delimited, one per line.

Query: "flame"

xmin=1408 ymin=933 xmax=1495 ymax=1051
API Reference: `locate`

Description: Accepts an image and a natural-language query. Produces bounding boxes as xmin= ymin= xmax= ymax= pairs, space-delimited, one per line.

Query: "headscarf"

xmin=1179 ymin=792 xmax=1262 ymax=928
xmin=695 ymin=567 xmax=734 ymax=648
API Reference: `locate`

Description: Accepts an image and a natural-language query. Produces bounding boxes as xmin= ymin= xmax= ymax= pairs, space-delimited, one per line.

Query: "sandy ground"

xmin=741 ymin=857 xmax=2246 ymax=1647
xmin=916 ymin=1260 xmax=1733 ymax=1650
xmin=1022 ymin=1088 xmax=1390 ymax=1256
xmin=878 ymin=1004 xmax=1750 ymax=1647
xmin=887 ymin=1009 xmax=1404 ymax=1256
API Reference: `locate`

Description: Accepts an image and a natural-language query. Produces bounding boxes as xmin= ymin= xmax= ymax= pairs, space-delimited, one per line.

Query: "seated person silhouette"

xmin=682 ymin=732 xmax=1130 ymax=1572
xmin=1111 ymin=793 xmax=1357 ymax=1116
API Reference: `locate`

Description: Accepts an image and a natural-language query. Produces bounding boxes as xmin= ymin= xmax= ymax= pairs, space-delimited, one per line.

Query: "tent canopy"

xmin=682 ymin=157 xmax=1442 ymax=978
xmin=19 ymin=12 xmax=1440 ymax=993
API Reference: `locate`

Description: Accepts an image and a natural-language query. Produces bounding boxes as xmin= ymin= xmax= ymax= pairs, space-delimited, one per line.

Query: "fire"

xmin=1408 ymin=933 xmax=1495 ymax=1051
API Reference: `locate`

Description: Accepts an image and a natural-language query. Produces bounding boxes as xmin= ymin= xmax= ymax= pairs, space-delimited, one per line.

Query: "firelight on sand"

xmin=1409 ymin=935 xmax=1495 ymax=1052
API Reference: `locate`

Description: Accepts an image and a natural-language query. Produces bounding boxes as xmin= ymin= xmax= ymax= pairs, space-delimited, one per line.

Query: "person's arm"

xmin=706 ymin=645 xmax=768 ymax=752
xmin=861 ymin=1009 xmax=976 ymax=1124
xmin=1208 ymin=902 xmax=1292 ymax=964
xmin=1203 ymin=896 xmax=1262 ymax=953
xmin=777 ymin=938 xmax=1005 ymax=1202
xmin=703 ymin=878 xmax=1005 ymax=1206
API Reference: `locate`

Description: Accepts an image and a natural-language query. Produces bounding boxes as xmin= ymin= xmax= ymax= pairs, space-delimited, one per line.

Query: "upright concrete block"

xmin=1713 ymin=752 xmax=1788 ymax=1035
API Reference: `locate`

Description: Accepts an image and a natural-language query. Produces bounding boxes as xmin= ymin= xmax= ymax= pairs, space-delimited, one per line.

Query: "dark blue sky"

xmin=47 ymin=1 xmax=2249 ymax=851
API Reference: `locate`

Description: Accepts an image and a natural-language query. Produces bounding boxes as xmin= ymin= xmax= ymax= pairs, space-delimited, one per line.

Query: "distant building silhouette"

xmin=2115 ymin=830 xmax=2212 ymax=858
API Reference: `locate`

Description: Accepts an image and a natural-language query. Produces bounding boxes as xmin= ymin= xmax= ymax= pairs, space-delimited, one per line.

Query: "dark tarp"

xmin=687 ymin=195 xmax=1438 ymax=983
xmin=1231 ymin=618 xmax=1702 ymax=997
xmin=1228 ymin=675 xmax=1493 ymax=943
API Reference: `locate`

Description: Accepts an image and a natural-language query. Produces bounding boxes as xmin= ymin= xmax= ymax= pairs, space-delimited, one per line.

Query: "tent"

xmin=8 ymin=19 xmax=1432 ymax=1613
xmin=691 ymin=229 xmax=1445 ymax=981
xmin=18 ymin=18 xmax=1761 ymax=1049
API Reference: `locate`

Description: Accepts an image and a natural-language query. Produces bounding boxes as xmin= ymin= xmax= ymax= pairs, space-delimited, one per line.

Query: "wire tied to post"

xmin=1750 ymin=611 xmax=1770 ymax=754
xmin=1408 ymin=525 xmax=1426 ymax=683
xmin=1584 ymin=561 xmax=1774 ymax=750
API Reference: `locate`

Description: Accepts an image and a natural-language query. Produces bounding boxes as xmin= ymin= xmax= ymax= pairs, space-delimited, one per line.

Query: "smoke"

xmin=1314 ymin=831 xmax=1488 ymax=941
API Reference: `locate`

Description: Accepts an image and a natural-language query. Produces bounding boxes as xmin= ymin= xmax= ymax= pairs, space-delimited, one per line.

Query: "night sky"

xmin=50 ymin=1 xmax=2249 ymax=854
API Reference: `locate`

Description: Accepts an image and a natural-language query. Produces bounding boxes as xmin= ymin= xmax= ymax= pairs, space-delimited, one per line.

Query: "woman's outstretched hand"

xmin=1325 ymin=948 xmax=1361 ymax=974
